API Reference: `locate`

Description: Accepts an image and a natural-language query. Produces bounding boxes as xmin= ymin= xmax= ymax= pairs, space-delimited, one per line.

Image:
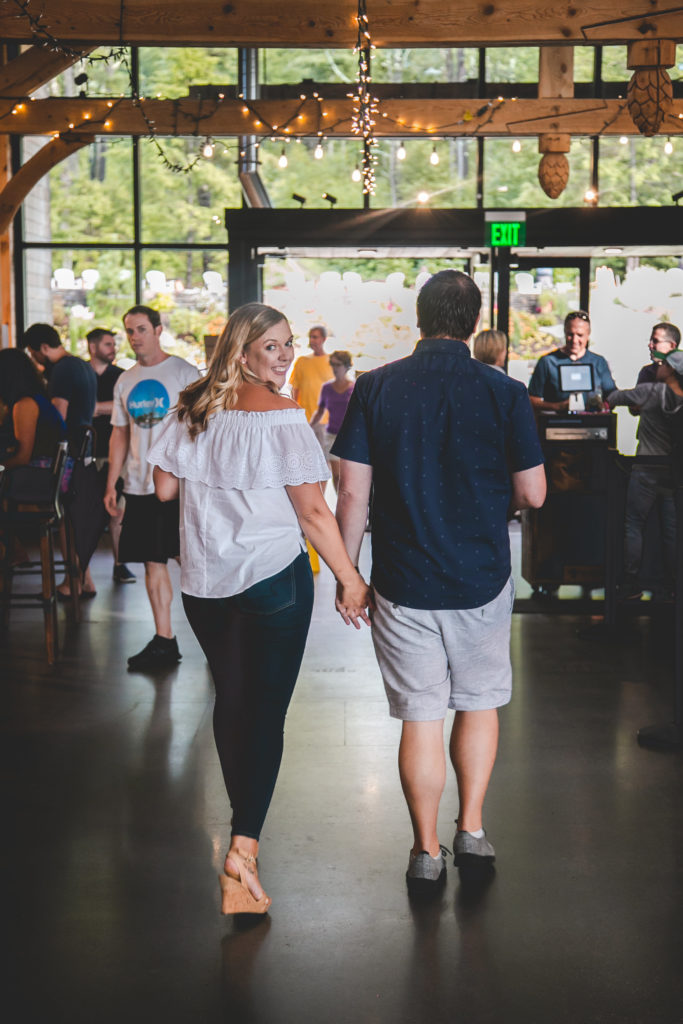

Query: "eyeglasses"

xmin=566 ymin=311 xmax=590 ymax=322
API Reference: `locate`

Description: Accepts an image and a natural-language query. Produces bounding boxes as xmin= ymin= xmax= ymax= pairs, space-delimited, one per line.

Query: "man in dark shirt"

xmin=333 ymin=270 xmax=546 ymax=888
xmin=21 ymin=323 xmax=96 ymax=451
xmin=635 ymin=322 xmax=680 ymax=385
xmin=528 ymin=310 xmax=616 ymax=412
xmin=87 ymin=327 xmax=135 ymax=585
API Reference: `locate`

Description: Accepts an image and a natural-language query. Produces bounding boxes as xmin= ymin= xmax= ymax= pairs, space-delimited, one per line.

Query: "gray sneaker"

xmin=406 ymin=849 xmax=447 ymax=892
xmin=453 ymin=829 xmax=496 ymax=865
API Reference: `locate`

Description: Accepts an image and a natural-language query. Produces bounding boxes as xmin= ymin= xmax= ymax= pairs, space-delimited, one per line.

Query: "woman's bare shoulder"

xmin=233 ymin=383 xmax=301 ymax=412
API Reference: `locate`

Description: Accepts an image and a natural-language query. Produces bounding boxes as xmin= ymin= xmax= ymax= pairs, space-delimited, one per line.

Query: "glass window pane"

xmin=22 ymin=137 xmax=134 ymax=243
xmin=139 ymin=138 xmax=240 ymax=243
xmin=372 ymin=49 xmax=479 ymax=83
xmin=484 ymin=137 xmax=591 ymax=208
xmin=259 ymin=136 xmax=477 ymax=208
xmin=140 ymin=250 xmax=227 ymax=367
xmin=260 ymin=49 xmax=357 ymax=85
xmin=139 ymin=48 xmax=238 ymax=99
xmin=602 ymin=46 xmax=629 ymax=81
xmin=599 ymin=136 xmax=681 ymax=206
xmin=573 ymin=47 xmax=596 ymax=83
xmin=486 ymin=48 xmax=539 ymax=83
xmin=508 ymin=266 xmax=581 ymax=386
xmin=48 ymin=48 xmax=132 ymax=97
xmin=25 ymin=248 xmax=135 ymax=354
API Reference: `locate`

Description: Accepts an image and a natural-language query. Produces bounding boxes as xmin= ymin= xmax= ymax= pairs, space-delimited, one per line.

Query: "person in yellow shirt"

xmin=289 ymin=325 xmax=334 ymax=451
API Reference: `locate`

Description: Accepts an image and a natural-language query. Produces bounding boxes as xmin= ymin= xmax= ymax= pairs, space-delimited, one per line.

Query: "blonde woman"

xmin=473 ymin=329 xmax=507 ymax=371
xmin=147 ymin=303 xmax=370 ymax=916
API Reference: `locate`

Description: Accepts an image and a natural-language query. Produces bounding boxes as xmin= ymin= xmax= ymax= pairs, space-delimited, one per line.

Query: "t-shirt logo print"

xmin=126 ymin=379 xmax=171 ymax=429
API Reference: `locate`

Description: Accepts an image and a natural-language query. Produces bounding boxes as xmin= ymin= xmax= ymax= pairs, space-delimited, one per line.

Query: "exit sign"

xmin=487 ymin=220 xmax=526 ymax=247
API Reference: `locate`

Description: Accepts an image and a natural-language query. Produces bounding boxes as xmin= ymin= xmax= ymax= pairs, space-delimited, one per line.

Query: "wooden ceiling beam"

xmin=6 ymin=96 xmax=683 ymax=138
xmin=1 ymin=1 xmax=682 ymax=48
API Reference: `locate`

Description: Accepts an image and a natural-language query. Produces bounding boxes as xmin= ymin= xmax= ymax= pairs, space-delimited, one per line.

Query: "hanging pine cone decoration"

xmin=627 ymin=67 xmax=673 ymax=136
xmin=538 ymin=151 xmax=570 ymax=199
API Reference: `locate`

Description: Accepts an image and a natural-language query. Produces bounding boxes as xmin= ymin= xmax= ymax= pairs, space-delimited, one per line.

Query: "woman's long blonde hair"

xmin=177 ymin=303 xmax=287 ymax=438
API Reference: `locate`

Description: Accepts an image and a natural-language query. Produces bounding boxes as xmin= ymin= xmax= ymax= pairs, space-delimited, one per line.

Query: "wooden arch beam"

xmin=0 ymin=44 xmax=93 ymax=99
xmin=0 ymin=1 xmax=682 ymax=48
xmin=0 ymin=134 xmax=90 ymax=235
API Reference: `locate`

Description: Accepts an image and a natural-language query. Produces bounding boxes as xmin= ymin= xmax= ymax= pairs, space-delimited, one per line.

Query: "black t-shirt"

xmin=47 ymin=354 xmax=97 ymax=450
xmin=92 ymin=363 xmax=124 ymax=458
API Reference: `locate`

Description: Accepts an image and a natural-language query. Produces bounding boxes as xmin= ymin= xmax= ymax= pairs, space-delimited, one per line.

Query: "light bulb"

xmin=665 ymin=138 xmax=673 ymax=155
xmin=352 ymin=165 xmax=362 ymax=182
xmin=417 ymin=191 xmax=429 ymax=204
xmin=512 ymin=139 xmax=521 ymax=153
xmin=430 ymin=146 xmax=439 ymax=166
xmin=314 ymin=143 xmax=324 ymax=159
xmin=278 ymin=149 xmax=288 ymax=168
xmin=202 ymin=139 xmax=214 ymax=158
xmin=584 ymin=188 xmax=598 ymax=204
xmin=397 ymin=143 xmax=406 ymax=161
xmin=619 ymin=135 xmax=629 ymax=145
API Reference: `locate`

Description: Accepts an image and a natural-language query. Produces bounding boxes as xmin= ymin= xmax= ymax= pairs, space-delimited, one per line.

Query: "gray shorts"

xmin=371 ymin=578 xmax=514 ymax=721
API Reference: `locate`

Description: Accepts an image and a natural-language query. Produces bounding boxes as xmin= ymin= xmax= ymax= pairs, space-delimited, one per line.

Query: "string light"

xmin=202 ymin=139 xmax=214 ymax=158
xmin=583 ymin=187 xmax=598 ymax=205
xmin=430 ymin=145 xmax=439 ymax=166
xmin=665 ymin=138 xmax=673 ymax=155
xmin=397 ymin=143 xmax=407 ymax=161
xmin=619 ymin=135 xmax=629 ymax=145
xmin=352 ymin=165 xmax=362 ymax=182
xmin=417 ymin=191 xmax=429 ymax=204
xmin=278 ymin=148 xmax=288 ymax=168
xmin=512 ymin=139 xmax=522 ymax=153
xmin=351 ymin=0 xmax=379 ymax=196
xmin=314 ymin=142 xmax=324 ymax=159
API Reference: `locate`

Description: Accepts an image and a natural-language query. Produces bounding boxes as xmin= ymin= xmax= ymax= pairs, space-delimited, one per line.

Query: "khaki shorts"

xmin=371 ymin=578 xmax=514 ymax=720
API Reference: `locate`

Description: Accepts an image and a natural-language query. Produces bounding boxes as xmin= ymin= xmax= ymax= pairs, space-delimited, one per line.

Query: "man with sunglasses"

xmin=528 ymin=310 xmax=616 ymax=414
xmin=636 ymin=322 xmax=681 ymax=385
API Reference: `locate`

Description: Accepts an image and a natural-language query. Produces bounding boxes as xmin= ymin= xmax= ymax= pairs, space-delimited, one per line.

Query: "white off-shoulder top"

xmin=147 ymin=408 xmax=331 ymax=598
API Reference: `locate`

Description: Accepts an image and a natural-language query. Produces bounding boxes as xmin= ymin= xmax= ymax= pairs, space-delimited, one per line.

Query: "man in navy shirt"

xmin=528 ymin=310 xmax=616 ymax=413
xmin=333 ymin=270 xmax=545 ymax=889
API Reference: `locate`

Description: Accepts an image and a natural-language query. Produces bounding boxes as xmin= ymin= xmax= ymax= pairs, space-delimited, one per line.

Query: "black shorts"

xmin=118 ymin=493 xmax=180 ymax=564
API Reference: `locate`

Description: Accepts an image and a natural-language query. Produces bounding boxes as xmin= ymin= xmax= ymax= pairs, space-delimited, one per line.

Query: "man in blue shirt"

xmin=528 ymin=310 xmax=616 ymax=413
xmin=333 ymin=270 xmax=546 ymax=889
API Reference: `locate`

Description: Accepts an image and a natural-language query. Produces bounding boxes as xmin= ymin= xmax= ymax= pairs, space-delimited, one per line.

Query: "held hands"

xmin=335 ymin=572 xmax=373 ymax=629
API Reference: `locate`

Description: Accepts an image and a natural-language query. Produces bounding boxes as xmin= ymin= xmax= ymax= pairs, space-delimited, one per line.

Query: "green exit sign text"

xmin=487 ymin=221 xmax=526 ymax=247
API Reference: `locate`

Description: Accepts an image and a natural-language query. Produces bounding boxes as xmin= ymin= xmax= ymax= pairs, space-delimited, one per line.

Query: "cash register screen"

xmin=559 ymin=363 xmax=594 ymax=392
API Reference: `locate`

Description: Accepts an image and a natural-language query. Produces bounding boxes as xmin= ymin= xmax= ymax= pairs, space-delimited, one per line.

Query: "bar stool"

xmin=0 ymin=442 xmax=69 ymax=665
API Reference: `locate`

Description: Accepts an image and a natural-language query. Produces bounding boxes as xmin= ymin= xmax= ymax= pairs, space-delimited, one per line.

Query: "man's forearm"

xmin=335 ymin=460 xmax=373 ymax=565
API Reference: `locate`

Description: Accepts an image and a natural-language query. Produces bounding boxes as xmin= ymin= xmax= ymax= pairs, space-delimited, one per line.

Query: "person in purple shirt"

xmin=310 ymin=350 xmax=355 ymax=492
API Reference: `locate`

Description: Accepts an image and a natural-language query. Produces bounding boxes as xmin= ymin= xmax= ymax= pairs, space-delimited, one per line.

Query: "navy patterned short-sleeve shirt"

xmin=332 ymin=338 xmax=543 ymax=610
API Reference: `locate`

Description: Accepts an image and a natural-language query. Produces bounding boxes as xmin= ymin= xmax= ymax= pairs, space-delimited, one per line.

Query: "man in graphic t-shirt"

xmin=104 ymin=306 xmax=199 ymax=671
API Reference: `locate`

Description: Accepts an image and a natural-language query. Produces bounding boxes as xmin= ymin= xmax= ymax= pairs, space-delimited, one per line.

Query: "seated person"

xmin=0 ymin=348 xmax=66 ymax=471
xmin=528 ymin=311 xmax=616 ymax=413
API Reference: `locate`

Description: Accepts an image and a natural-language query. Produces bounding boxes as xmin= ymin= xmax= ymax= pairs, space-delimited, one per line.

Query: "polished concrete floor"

xmin=3 ymin=528 xmax=683 ymax=1024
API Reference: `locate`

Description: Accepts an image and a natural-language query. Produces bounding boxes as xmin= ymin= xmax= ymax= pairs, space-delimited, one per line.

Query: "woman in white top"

xmin=148 ymin=303 xmax=370 ymax=916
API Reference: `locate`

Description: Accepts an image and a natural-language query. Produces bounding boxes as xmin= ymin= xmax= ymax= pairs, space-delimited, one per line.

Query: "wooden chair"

xmin=0 ymin=441 xmax=69 ymax=665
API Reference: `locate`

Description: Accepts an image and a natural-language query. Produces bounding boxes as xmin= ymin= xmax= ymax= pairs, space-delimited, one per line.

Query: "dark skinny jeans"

xmin=182 ymin=551 xmax=314 ymax=841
